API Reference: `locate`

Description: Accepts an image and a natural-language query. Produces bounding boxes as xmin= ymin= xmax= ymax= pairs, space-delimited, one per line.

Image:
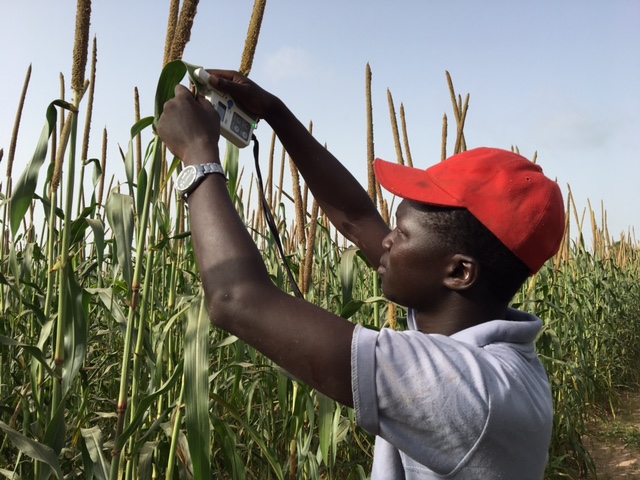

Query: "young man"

xmin=157 ymin=70 xmax=565 ymax=479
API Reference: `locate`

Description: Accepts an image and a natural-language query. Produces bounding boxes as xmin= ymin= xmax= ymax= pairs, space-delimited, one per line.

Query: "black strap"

xmin=251 ymin=135 xmax=304 ymax=299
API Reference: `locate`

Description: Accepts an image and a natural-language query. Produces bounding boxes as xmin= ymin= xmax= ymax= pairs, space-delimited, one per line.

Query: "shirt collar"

xmin=408 ymin=308 xmax=543 ymax=347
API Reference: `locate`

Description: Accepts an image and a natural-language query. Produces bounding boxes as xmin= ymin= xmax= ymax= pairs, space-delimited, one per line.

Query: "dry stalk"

xmin=302 ymin=123 xmax=314 ymax=215
xmin=51 ymin=119 xmax=57 ymax=172
xmin=239 ymin=0 xmax=267 ymax=76
xmin=587 ymin=199 xmax=601 ymax=258
xmin=134 ymin=87 xmax=142 ymax=176
xmin=445 ymin=71 xmax=468 ymax=153
xmin=289 ymin=156 xmax=305 ymax=247
xmin=441 ymin=113 xmax=447 ymax=161
xmin=602 ymin=201 xmax=611 ymax=253
xmin=388 ymin=303 xmax=397 ymax=330
xmin=445 ymin=71 xmax=460 ymax=120
xmin=454 ymin=94 xmax=469 ymax=154
xmin=98 ymin=127 xmax=107 ymax=208
xmin=567 ymin=185 xmax=583 ymax=237
xmin=267 ymin=131 xmax=276 ymax=205
xmin=163 ymin=0 xmax=180 ymax=66
xmin=400 ymin=103 xmax=413 ymax=168
xmin=276 ymin=148 xmax=285 ymax=210
xmin=302 ymin=199 xmax=320 ymax=295
xmin=387 ymin=89 xmax=404 ymax=165
xmin=289 ymin=438 xmax=298 ymax=480
xmin=169 ymin=0 xmax=199 ymax=63
xmin=51 ymin=111 xmax=74 ymax=193
xmin=365 ymin=63 xmax=376 ymax=204
xmin=246 ymin=172 xmax=254 ymax=218
xmin=81 ymin=36 xmax=97 ymax=164
xmin=303 ymin=184 xmax=309 ymax=220
xmin=71 ymin=0 xmax=92 ymax=94
xmin=7 ymin=64 xmax=32 ymax=186
xmin=58 ymin=73 xmax=66 ymax=144
xmin=380 ymin=197 xmax=390 ymax=227
xmin=255 ymin=178 xmax=265 ymax=240
xmin=554 ymin=198 xmax=571 ymax=270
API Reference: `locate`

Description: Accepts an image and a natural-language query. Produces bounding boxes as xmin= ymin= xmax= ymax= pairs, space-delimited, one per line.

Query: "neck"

xmin=413 ymin=295 xmax=509 ymax=336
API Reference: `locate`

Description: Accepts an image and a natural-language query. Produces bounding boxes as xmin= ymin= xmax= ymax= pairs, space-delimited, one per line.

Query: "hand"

xmin=205 ymin=69 xmax=279 ymax=119
xmin=157 ymin=85 xmax=221 ymax=165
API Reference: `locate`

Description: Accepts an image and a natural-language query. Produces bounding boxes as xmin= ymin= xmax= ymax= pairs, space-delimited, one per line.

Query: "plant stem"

xmin=110 ymin=136 xmax=162 ymax=479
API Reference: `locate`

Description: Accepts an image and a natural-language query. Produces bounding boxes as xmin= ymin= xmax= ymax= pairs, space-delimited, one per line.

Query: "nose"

xmin=382 ymin=229 xmax=395 ymax=251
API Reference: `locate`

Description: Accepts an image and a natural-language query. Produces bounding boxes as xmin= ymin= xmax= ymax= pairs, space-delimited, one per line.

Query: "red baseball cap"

xmin=374 ymin=147 xmax=565 ymax=273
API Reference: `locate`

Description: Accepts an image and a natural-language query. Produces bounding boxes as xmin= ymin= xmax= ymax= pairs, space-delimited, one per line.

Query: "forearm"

xmin=157 ymin=83 xmax=355 ymax=405
xmin=264 ymin=98 xmax=388 ymax=253
xmin=185 ymin=168 xmax=274 ymax=315
xmin=184 ymin=158 xmax=355 ymax=407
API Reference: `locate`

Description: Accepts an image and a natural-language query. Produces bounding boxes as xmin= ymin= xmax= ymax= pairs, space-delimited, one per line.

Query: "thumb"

xmin=210 ymin=73 xmax=240 ymax=96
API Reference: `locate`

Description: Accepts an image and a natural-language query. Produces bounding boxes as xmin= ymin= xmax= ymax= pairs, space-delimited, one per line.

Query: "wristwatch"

xmin=175 ymin=163 xmax=226 ymax=200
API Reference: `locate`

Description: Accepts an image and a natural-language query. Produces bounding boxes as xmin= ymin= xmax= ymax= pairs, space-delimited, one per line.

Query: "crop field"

xmin=1 ymin=2 xmax=639 ymax=479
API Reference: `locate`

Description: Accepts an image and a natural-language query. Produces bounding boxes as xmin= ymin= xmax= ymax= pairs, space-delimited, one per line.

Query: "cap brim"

xmin=374 ymin=158 xmax=464 ymax=208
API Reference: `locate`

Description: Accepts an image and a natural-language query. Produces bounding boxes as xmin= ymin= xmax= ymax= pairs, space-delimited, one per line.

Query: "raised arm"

xmin=207 ymin=70 xmax=390 ymax=268
xmin=157 ymin=85 xmax=356 ymax=406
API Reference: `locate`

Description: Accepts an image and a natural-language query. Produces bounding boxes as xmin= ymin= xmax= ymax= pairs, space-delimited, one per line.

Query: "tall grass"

xmin=1 ymin=2 xmax=640 ymax=479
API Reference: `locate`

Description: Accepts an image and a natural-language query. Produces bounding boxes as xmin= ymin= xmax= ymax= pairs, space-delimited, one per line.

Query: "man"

xmin=157 ymin=69 xmax=565 ymax=479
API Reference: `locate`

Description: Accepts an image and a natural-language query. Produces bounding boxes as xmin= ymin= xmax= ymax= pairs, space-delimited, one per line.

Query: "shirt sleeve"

xmin=351 ymin=324 xmax=492 ymax=475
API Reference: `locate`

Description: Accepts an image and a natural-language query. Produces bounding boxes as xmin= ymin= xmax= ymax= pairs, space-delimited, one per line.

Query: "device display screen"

xmin=216 ymin=102 xmax=227 ymax=121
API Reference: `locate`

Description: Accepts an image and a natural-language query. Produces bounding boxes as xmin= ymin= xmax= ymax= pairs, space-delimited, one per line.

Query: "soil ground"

xmin=581 ymin=390 xmax=640 ymax=479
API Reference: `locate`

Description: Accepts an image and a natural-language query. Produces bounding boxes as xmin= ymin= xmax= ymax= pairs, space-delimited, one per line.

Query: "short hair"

xmin=415 ymin=204 xmax=531 ymax=303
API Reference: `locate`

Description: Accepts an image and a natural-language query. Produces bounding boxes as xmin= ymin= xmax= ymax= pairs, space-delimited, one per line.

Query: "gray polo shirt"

xmin=351 ymin=308 xmax=552 ymax=479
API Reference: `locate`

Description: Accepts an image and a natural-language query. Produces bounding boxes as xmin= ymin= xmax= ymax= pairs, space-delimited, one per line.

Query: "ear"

xmin=443 ymin=254 xmax=479 ymax=291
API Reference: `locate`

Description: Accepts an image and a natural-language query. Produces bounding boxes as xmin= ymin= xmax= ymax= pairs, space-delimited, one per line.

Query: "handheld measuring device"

xmin=190 ymin=68 xmax=259 ymax=148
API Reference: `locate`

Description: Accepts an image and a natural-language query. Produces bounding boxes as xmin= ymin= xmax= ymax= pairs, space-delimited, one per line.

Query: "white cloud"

xmin=264 ymin=46 xmax=312 ymax=82
xmin=535 ymin=108 xmax=612 ymax=150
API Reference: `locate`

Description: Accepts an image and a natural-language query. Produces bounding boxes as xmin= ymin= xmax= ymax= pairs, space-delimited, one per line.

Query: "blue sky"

xmin=1 ymin=1 xmax=638 ymax=242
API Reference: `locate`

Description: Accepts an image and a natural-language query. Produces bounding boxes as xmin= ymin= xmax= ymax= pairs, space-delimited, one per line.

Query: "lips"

xmin=378 ymin=254 xmax=388 ymax=275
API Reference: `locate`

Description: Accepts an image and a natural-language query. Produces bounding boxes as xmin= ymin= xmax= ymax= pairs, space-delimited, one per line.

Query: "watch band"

xmin=200 ymin=163 xmax=226 ymax=177
xmin=178 ymin=162 xmax=226 ymax=201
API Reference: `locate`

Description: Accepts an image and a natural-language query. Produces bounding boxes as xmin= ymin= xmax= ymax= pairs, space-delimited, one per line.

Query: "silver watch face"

xmin=176 ymin=165 xmax=198 ymax=193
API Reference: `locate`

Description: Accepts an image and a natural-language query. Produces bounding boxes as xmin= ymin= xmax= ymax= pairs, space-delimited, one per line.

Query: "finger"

xmin=174 ymin=84 xmax=192 ymax=97
xmin=206 ymin=70 xmax=247 ymax=93
xmin=195 ymin=93 xmax=222 ymax=121
xmin=195 ymin=93 xmax=214 ymax=109
xmin=206 ymin=69 xmax=243 ymax=82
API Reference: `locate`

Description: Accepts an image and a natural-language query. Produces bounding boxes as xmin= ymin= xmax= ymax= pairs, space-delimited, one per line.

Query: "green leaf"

xmin=116 ymin=361 xmax=184 ymax=451
xmin=223 ymin=141 xmax=240 ymax=204
xmin=62 ymin=271 xmax=88 ymax=396
xmin=136 ymin=163 xmax=148 ymax=219
xmin=210 ymin=393 xmax=284 ymax=480
xmin=154 ymin=61 xmax=188 ymax=126
xmin=87 ymin=287 xmax=127 ymax=328
xmin=9 ymin=99 xmax=74 ymax=237
xmin=85 ymin=217 xmax=106 ymax=273
xmin=317 ymin=393 xmax=334 ymax=467
xmin=81 ymin=426 xmax=110 ymax=480
xmin=339 ymin=299 xmax=364 ymax=320
xmin=137 ymin=441 xmax=159 ymax=480
xmin=0 ymin=467 xmax=22 ymax=479
xmin=184 ymin=293 xmax=211 ymax=480
xmin=124 ymin=116 xmax=154 ymax=193
xmin=0 ymin=421 xmax=63 ymax=479
xmin=211 ymin=419 xmax=246 ymax=480
xmin=105 ymin=192 xmax=135 ymax=293
xmin=160 ymin=421 xmax=193 ymax=479
xmin=0 ymin=335 xmax=56 ymax=378
xmin=0 ymin=271 xmax=46 ymax=325
xmin=339 ymin=247 xmax=359 ymax=308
